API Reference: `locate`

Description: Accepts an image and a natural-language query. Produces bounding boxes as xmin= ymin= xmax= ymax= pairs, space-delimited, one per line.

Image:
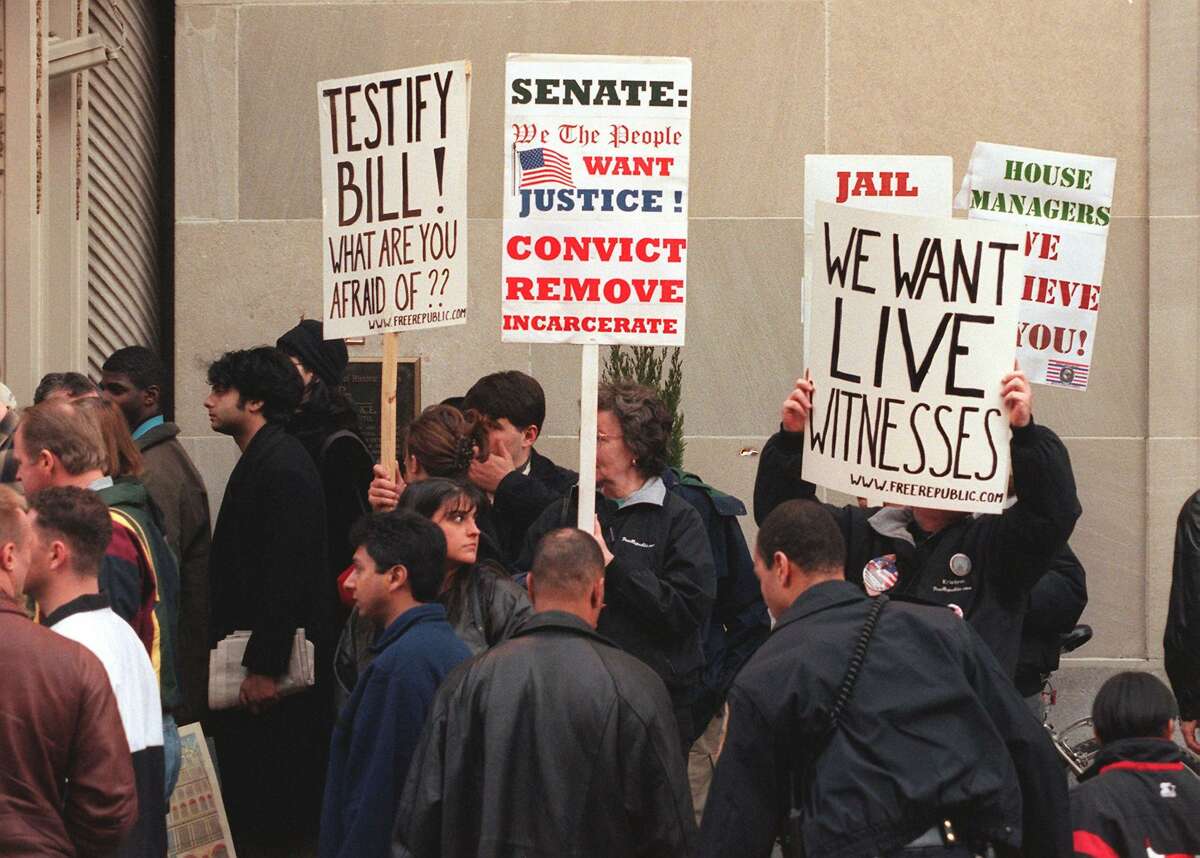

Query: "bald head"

xmin=528 ymin=528 xmax=607 ymax=626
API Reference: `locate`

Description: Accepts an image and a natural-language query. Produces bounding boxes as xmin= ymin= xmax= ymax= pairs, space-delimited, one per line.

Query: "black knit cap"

xmin=276 ymin=319 xmax=349 ymax=388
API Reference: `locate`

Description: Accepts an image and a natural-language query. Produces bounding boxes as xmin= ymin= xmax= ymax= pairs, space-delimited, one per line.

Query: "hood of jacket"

xmin=134 ymin=421 xmax=181 ymax=451
xmin=1078 ymin=736 xmax=1186 ymax=783
xmin=99 ymin=476 xmax=155 ymax=511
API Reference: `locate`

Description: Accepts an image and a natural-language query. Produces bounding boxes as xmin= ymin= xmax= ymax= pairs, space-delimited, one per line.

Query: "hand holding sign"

xmin=1001 ymin=363 xmax=1033 ymax=428
xmin=781 ymin=376 xmax=814 ymax=434
xmin=368 ymin=461 xmax=406 ymax=512
xmin=590 ymin=516 xmax=615 ymax=567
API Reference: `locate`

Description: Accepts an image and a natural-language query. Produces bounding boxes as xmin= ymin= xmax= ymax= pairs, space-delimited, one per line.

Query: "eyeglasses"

xmin=579 ymin=430 xmax=625 ymax=444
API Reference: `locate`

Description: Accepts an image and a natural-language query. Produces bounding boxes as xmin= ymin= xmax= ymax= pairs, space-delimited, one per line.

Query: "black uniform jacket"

xmin=517 ymin=485 xmax=716 ymax=701
xmin=209 ymin=422 xmax=328 ymax=676
xmin=491 ymin=447 xmax=577 ymax=565
xmin=1015 ymin=544 xmax=1088 ymax=696
xmin=1071 ymin=737 xmax=1200 ymax=857
xmin=1165 ymin=489 xmax=1200 ymax=720
xmin=753 ymin=420 xmax=1081 ymax=676
xmin=700 ymin=580 xmax=1070 ymax=858
xmin=395 ymin=611 xmax=697 ymax=858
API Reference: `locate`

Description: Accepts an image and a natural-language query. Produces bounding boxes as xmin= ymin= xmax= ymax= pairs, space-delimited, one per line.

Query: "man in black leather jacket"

xmin=396 ymin=528 xmax=696 ymax=858
xmin=1165 ymin=488 xmax=1200 ymax=754
xmin=700 ymin=500 xmax=1069 ymax=858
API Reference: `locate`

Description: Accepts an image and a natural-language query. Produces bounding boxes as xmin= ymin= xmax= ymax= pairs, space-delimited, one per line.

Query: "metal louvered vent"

xmin=86 ymin=0 xmax=163 ymax=376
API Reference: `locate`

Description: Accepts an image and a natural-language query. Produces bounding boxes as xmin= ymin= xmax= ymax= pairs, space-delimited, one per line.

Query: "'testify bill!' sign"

xmin=319 ymin=61 xmax=470 ymax=339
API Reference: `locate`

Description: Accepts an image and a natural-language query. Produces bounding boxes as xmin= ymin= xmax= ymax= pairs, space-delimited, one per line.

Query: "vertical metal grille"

xmin=86 ymin=0 xmax=161 ymax=376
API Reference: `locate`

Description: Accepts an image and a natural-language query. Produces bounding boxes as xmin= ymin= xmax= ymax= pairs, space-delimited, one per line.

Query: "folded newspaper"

xmin=207 ymin=629 xmax=315 ymax=711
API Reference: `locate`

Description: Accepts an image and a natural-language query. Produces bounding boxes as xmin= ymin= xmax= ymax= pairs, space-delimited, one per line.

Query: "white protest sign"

xmin=804 ymin=202 xmax=1024 ymax=514
xmin=955 ymin=142 xmax=1115 ymax=390
xmin=319 ymin=61 xmax=470 ymax=339
xmin=501 ymin=54 xmax=691 ymax=345
xmin=802 ymin=156 xmax=954 ymax=361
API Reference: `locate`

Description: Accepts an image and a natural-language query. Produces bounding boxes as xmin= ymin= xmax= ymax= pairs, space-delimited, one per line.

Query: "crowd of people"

xmin=0 ymin=326 xmax=1197 ymax=858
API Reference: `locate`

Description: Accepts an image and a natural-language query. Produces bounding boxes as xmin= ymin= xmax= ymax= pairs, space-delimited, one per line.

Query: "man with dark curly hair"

xmin=205 ymin=346 xmax=330 ymax=855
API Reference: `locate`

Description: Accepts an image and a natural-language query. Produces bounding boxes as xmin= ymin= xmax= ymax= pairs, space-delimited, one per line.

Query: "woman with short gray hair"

xmin=519 ymin=381 xmax=716 ymax=752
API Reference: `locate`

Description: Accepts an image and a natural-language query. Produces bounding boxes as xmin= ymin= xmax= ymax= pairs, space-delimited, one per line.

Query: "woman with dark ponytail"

xmin=398 ymin=479 xmax=531 ymax=654
xmin=366 ymin=403 xmax=503 ymax=562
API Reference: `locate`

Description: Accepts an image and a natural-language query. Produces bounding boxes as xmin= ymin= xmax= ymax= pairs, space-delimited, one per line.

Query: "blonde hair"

xmin=0 ymin=485 xmax=27 ymax=549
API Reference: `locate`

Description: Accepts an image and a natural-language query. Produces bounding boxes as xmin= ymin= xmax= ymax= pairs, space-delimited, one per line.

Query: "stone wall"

xmin=174 ymin=0 xmax=1200 ymax=668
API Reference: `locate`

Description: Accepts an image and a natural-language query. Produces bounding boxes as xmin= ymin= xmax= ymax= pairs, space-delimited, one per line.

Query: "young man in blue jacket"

xmin=319 ymin=511 xmax=470 ymax=858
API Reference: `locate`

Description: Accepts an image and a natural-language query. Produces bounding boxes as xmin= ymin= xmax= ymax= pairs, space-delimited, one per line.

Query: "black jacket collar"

xmin=1079 ymin=736 xmax=1186 ymax=782
xmin=41 ymin=592 xmax=110 ymax=627
xmin=512 ymin=610 xmax=615 ymax=647
xmin=774 ymin=579 xmax=866 ymax=631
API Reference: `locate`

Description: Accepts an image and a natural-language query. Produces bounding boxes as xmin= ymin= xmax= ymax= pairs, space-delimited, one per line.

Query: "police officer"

xmin=699 ymin=500 xmax=1070 ymax=858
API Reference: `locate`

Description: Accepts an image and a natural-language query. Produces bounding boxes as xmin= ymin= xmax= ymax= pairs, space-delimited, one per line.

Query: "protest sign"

xmin=803 ymin=202 xmax=1024 ymax=514
xmin=803 ymin=156 xmax=954 ymax=361
xmin=804 ymin=155 xmax=954 ymax=230
xmin=167 ymin=723 xmax=235 ymax=858
xmin=319 ymin=61 xmax=470 ymax=339
xmin=956 ymin=142 xmax=1115 ymax=390
xmin=501 ymin=54 xmax=691 ymax=346
xmin=501 ymin=54 xmax=691 ymax=528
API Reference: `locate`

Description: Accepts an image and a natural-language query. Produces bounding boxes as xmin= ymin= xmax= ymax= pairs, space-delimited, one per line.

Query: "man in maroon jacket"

xmin=0 ymin=484 xmax=137 ymax=856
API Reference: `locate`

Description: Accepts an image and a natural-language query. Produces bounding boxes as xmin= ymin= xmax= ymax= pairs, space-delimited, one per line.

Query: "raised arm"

xmin=753 ymin=377 xmax=818 ymax=525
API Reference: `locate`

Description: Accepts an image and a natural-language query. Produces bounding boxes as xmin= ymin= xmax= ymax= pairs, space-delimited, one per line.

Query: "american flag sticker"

xmin=518 ymin=148 xmax=575 ymax=188
xmin=1046 ymin=359 xmax=1089 ymax=390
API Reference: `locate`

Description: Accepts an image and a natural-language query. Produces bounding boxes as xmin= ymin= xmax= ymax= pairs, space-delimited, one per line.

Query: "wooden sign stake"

xmin=380 ymin=332 xmax=400 ymax=471
xmin=577 ymin=343 xmax=599 ymax=530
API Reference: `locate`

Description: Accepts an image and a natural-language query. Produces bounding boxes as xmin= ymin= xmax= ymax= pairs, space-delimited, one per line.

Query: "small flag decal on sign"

xmin=518 ymin=148 xmax=575 ymax=188
xmin=1046 ymin=359 xmax=1089 ymax=390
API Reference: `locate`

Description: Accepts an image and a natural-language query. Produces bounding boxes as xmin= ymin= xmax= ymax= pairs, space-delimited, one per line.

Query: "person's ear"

xmin=592 ymin=575 xmax=606 ymax=611
xmin=387 ymin=564 xmax=409 ymax=594
xmin=522 ymin=424 xmax=539 ymax=447
xmin=48 ymin=538 xmax=69 ymax=573
xmin=1164 ymin=719 xmax=1176 ymax=742
xmin=143 ymin=385 xmax=161 ymax=410
xmin=0 ymin=541 xmax=15 ymax=575
xmin=243 ymin=398 xmax=265 ymax=416
xmin=37 ymin=448 xmax=56 ymax=474
xmin=772 ymin=550 xmax=791 ymax=587
xmin=525 ymin=573 xmax=536 ymax=603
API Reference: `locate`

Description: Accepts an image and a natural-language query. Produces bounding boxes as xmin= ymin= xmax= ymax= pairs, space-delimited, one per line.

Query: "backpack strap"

xmin=782 ymin=596 xmax=889 ymax=857
xmin=319 ymin=429 xmax=369 ymax=464
xmin=108 ymin=506 xmax=163 ymax=679
xmin=320 ymin=429 xmax=372 ymax=516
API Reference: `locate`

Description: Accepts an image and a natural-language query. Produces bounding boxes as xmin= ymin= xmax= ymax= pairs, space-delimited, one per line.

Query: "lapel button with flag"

xmin=1046 ymin=359 xmax=1089 ymax=390
xmin=518 ymin=147 xmax=576 ymax=188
